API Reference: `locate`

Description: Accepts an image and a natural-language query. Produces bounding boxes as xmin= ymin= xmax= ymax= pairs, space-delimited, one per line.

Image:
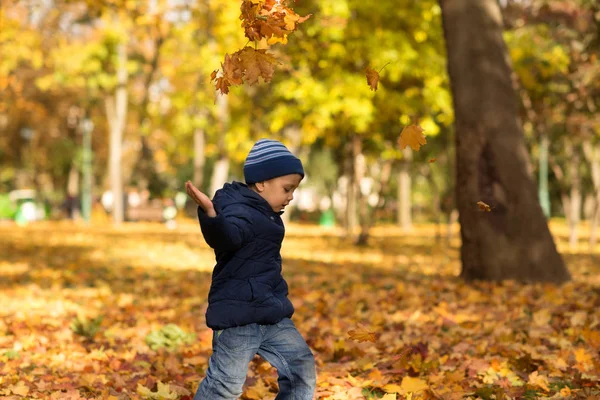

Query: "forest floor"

xmin=0 ymin=219 xmax=599 ymax=399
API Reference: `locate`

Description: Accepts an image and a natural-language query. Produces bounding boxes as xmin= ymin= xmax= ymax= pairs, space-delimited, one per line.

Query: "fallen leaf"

xmin=5 ymin=381 xmax=29 ymax=396
xmin=348 ymin=324 xmax=378 ymax=343
xmin=245 ymin=379 xmax=271 ymax=400
xmin=137 ymin=381 xmax=177 ymax=400
xmin=528 ymin=371 xmax=550 ymax=392
xmin=384 ymin=383 xmax=403 ymax=393
xmin=400 ymin=376 xmax=429 ymax=393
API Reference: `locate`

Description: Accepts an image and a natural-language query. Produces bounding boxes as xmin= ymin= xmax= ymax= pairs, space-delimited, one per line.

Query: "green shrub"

xmin=145 ymin=324 xmax=195 ymax=351
xmin=70 ymin=315 xmax=103 ymax=340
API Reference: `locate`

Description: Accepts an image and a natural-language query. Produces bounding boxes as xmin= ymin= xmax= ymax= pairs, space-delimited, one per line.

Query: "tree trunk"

xmin=66 ymin=164 xmax=80 ymax=219
xmin=105 ymin=42 xmax=128 ymax=225
xmin=565 ymin=141 xmax=581 ymax=249
xmin=209 ymin=94 xmax=230 ymax=197
xmin=344 ymin=140 xmax=358 ymax=235
xmin=193 ymin=127 xmax=206 ymax=188
xmin=281 ymin=125 xmax=304 ymax=226
xmin=538 ymin=131 xmax=551 ymax=218
xmin=439 ymin=0 xmax=569 ymax=282
xmin=354 ymin=136 xmax=370 ymax=246
xmin=131 ymin=33 xmax=165 ymax=195
xmin=583 ymin=140 xmax=600 ymax=248
xmin=397 ymin=147 xmax=412 ymax=230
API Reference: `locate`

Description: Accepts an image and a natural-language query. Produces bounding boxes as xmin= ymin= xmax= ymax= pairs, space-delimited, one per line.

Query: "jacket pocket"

xmin=211 ymin=279 xmax=253 ymax=303
xmin=248 ymin=278 xmax=272 ymax=304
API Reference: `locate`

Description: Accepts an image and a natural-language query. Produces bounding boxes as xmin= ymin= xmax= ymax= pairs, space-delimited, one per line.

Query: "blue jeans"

xmin=194 ymin=317 xmax=316 ymax=400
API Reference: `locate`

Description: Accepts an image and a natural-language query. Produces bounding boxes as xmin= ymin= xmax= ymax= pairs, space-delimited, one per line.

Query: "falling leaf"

xmin=238 ymin=47 xmax=279 ymax=85
xmin=476 ymin=201 xmax=492 ymax=212
xmin=428 ymin=158 xmax=436 ymax=163
xmin=212 ymin=47 xmax=279 ymax=94
xmin=348 ymin=324 xmax=378 ymax=343
xmin=365 ymin=67 xmax=380 ymax=91
xmin=399 ymin=125 xmax=427 ymax=151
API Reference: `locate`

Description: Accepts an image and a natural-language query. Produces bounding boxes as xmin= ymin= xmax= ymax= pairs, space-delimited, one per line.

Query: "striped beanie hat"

xmin=243 ymin=139 xmax=304 ymax=184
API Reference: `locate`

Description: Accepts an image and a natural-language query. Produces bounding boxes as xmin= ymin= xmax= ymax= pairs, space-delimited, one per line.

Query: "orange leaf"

xmin=238 ymin=47 xmax=279 ymax=85
xmin=399 ymin=124 xmax=427 ymax=151
xmin=476 ymin=201 xmax=492 ymax=212
xmin=365 ymin=67 xmax=380 ymax=91
xmin=428 ymin=158 xmax=436 ymax=163
xmin=245 ymin=379 xmax=272 ymax=400
xmin=348 ymin=324 xmax=378 ymax=343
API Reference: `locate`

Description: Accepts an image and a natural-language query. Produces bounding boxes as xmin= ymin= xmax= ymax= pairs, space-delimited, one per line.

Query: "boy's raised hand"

xmin=185 ymin=181 xmax=217 ymax=217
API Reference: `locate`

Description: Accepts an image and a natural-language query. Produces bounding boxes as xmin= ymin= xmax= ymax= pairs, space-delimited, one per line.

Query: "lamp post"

xmin=80 ymin=118 xmax=94 ymax=224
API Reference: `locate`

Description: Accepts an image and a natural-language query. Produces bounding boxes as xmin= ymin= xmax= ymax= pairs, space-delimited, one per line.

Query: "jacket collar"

xmin=228 ymin=181 xmax=283 ymax=216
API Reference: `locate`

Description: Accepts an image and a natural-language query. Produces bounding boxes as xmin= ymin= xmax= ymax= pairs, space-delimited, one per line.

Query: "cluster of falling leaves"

xmin=212 ymin=0 xmax=310 ymax=94
xmin=374 ymin=74 xmax=492 ymax=214
xmin=1 ymin=223 xmax=599 ymax=399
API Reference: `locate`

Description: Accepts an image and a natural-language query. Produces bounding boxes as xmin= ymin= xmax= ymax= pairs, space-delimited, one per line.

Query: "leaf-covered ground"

xmin=0 ymin=220 xmax=599 ymax=399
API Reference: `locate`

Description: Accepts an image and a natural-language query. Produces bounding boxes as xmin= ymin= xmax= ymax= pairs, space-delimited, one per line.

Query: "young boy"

xmin=186 ymin=139 xmax=316 ymax=400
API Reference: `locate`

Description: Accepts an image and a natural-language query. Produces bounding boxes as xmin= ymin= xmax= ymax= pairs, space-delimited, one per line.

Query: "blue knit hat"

xmin=243 ymin=139 xmax=304 ymax=184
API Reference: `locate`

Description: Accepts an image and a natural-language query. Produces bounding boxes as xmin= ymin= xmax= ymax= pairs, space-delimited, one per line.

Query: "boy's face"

xmin=254 ymin=174 xmax=303 ymax=213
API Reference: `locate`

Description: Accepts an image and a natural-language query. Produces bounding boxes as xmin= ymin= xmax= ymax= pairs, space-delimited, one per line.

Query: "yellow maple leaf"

xmin=365 ymin=67 xmax=380 ymax=91
xmin=384 ymin=383 xmax=403 ymax=393
xmin=399 ymin=124 xmax=427 ymax=151
xmin=136 ymin=381 xmax=177 ymax=400
xmin=7 ymin=381 xmax=29 ymax=397
xmin=559 ymin=387 xmax=572 ymax=396
xmin=347 ymin=324 xmax=378 ymax=343
xmin=400 ymin=376 xmax=429 ymax=393
xmin=574 ymin=348 xmax=593 ymax=367
xmin=268 ymin=34 xmax=288 ymax=45
xmin=528 ymin=371 xmax=550 ymax=392
xmin=381 ymin=394 xmax=397 ymax=400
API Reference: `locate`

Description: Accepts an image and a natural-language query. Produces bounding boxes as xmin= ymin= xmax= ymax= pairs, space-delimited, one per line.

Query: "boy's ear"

xmin=254 ymin=181 xmax=265 ymax=192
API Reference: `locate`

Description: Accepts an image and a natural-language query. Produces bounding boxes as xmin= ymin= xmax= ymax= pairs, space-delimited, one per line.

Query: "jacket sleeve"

xmin=197 ymin=205 xmax=252 ymax=251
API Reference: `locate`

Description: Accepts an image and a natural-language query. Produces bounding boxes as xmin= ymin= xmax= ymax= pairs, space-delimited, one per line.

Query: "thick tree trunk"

xmin=439 ymin=0 xmax=569 ymax=282
xmin=397 ymin=147 xmax=412 ymax=230
xmin=105 ymin=42 xmax=128 ymax=225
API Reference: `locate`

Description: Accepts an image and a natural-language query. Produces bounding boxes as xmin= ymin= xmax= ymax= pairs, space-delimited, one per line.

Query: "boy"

xmin=186 ymin=139 xmax=316 ymax=400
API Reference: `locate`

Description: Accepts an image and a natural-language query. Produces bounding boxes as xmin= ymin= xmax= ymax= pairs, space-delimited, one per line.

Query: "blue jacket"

xmin=197 ymin=181 xmax=294 ymax=330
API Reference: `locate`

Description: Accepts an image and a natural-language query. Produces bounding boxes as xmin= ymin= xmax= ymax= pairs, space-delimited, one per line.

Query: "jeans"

xmin=193 ymin=317 xmax=316 ymax=400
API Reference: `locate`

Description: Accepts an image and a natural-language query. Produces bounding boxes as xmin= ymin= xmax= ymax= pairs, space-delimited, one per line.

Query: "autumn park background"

xmin=1 ymin=0 xmax=600 ymax=399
